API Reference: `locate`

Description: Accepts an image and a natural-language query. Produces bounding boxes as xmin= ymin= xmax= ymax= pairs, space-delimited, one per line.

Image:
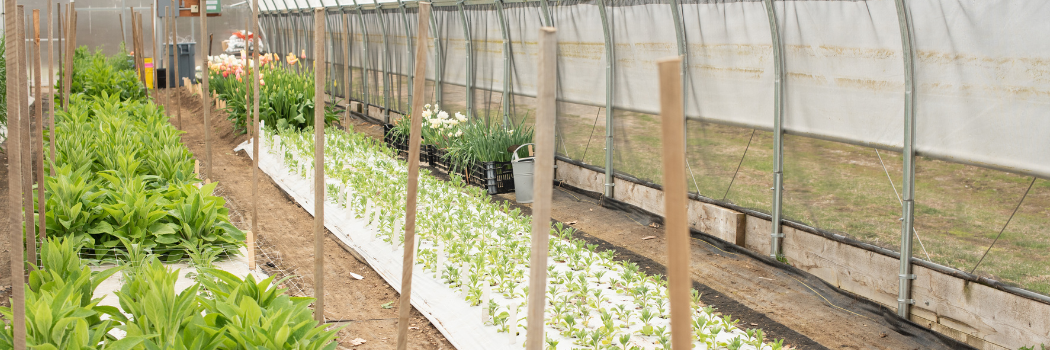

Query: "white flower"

xmin=422 ymin=110 xmax=433 ymax=118
xmin=437 ymin=111 xmax=449 ymax=120
xmin=429 ymin=123 xmax=438 ymax=129
xmin=455 ymin=130 xmax=463 ymax=137
xmin=425 ymin=104 xmax=432 ymax=110
xmin=455 ymin=112 xmax=467 ymax=122
xmin=448 ymin=119 xmax=459 ymax=126
xmin=448 ymin=132 xmax=454 ymax=137
xmin=434 ymin=104 xmax=440 ymax=110
xmin=428 ymin=118 xmax=439 ymax=125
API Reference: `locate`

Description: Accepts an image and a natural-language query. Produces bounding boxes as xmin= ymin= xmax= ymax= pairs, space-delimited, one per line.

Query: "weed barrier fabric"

xmin=236 ymin=139 xmax=512 ymax=350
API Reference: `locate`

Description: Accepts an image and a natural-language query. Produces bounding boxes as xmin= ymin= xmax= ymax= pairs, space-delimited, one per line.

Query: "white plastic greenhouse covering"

xmin=261 ymin=0 xmax=1050 ymax=180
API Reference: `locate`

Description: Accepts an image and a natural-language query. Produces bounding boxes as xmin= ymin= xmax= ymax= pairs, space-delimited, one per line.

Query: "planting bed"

xmin=239 ymin=124 xmax=784 ymax=350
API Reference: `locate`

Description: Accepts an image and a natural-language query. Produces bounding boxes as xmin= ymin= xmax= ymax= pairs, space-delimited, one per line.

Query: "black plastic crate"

xmin=383 ymin=124 xmax=430 ymax=164
xmin=465 ymin=161 xmax=515 ymax=195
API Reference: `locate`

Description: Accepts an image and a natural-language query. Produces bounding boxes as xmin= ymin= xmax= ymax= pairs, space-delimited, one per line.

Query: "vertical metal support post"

xmin=354 ymin=2 xmax=371 ymax=116
xmin=494 ymin=0 xmax=511 ymax=127
xmin=539 ymin=0 xmax=552 ymax=27
xmin=762 ymin=0 xmax=785 ymax=259
xmin=597 ymin=0 xmax=614 ymax=199
xmin=398 ymin=0 xmax=413 ymax=111
xmin=375 ymin=0 xmax=392 ymax=122
xmin=430 ymin=8 xmax=443 ymax=106
xmin=323 ymin=6 xmax=337 ymax=100
xmin=894 ymin=0 xmax=917 ymax=319
xmin=456 ymin=1 xmax=473 ymax=120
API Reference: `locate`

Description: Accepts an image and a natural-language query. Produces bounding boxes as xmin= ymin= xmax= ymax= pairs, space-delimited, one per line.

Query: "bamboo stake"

xmin=251 ymin=0 xmax=262 ymax=271
xmin=48 ymin=0 xmax=56 ymax=177
xmin=151 ymin=3 xmax=157 ymax=93
xmin=33 ymin=10 xmax=47 ymax=268
xmin=62 ymin=4 xmax=75 ymax=112
xmin=130 ymin=11 xmax=141 ymax=85
xmin=173 ymin=6 xmax=182 ymax=129
xmin=164 ymin=6 xmax=171 ymax=111
xmin=523 ymin=26 xmax=558 ymax=350
xmin=120 ymin=12 xmax=126 ymax=47
xmin=343 ymin=16 xmax=351 ymax=129
xmin=657 ymin=56 xmax=692 ymax=350
xmin=395 ymin=3 xmax=431 ymax=350
xmin=244 ymin=14 xmax=252 ymax=139
xmin=20 ymin=7 xmax=36 ymax=275
xmin=312 ymin=8 xmax=327 ymax=323
xmin=201 ymin=7 xmax=212 ymax=179
xmin=6 ymin=2 xmax=27 ymax=346
xmin=137 ymin=13 xmax=148 ymax=88
xmin=57 ymin=3 xmax=62 ymax=101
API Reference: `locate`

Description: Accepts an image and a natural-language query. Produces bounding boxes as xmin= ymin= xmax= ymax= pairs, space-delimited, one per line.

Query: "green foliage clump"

xmin=47 ymin=92 xmax=244 ymax=261
xmin=0 ymin=237 xmax=342 ymax=350
xmin=60 ymin=46 xmax=145 ymax=103
xmin=443 ymin=118 xmax=535 ymax=171
xmin=210 ymin=64 xmax=338 ymax=134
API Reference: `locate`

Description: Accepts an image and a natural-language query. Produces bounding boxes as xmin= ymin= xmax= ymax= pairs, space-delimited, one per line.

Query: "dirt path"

xmin=157 ymin=88 xmax=452 ymax=350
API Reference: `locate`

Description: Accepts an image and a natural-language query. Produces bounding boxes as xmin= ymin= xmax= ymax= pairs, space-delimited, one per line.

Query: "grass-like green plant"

xmin=443 ymin=117 xmax=534 ymax=171
xmin=61 ymin=46 xmax=145 ymax=102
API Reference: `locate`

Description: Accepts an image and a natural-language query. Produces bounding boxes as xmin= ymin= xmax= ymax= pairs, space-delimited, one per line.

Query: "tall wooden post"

xmin=312 ymin=8 xmax=327 ymax=323
xmin=523 ymin=26 xmax=557 ymax=350
xmin=47 ymin=0 xmax=56 ymax=176
xmin=33 ymin=10 xmax=47 ymax=268
xmin=200 ymin=6 xmax=212 ymax=179
xmin=20 ymin=7 xmax=36 ymax=275
xmin=62 ymin=4 xmax=75 ymax=112
xmin=657 ymin=56 xmax=692 ymax=350
xmin=394 ymin=3 xmax=431 ymax=350
xmin=343 ymin=15 xmax=351 ymax=128
xmin=251 ymin=0 xmax=262 ymax=271
xmin=5 ymin=3 xmax=27 ymax=347
xmin=151 ymin=3 xmax=157 ymax=94
xmin=172 ymin=6 xmax=183 ymax=129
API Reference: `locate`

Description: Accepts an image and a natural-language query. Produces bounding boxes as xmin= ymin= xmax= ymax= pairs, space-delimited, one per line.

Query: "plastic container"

xmin=167 ymin=42 xmax=196 ymax=87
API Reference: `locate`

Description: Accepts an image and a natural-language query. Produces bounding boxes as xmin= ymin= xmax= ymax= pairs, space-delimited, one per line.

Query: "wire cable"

xmin=874 ymin=149 xmax=933 ymax=263
xmin=579 ymin=107 xmax=603 ymax=163
xmin=722 ymin=129 xmax=755 ymax=201
xmin=969 ymin=177 xmax=1037 ymax=274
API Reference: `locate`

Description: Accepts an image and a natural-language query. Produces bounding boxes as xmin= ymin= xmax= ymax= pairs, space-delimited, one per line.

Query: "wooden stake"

xmin=62 ymin=4 xmax=75 ymax=112
xmin=201 ymin=8 xmax=212 ymax=179
xmin=523 ymin=26 xmax=558 ymax=350
xmin=251 ymin=0 xmax=262 ymax=271
xmin=246 ymin=230 xmax=256 ymax=269
xmin=151 ymin=3 xmax=157 ymax=92
xmin=657 ymin=55 xmax=692 ymax=350
xmin=395 ymin=3 xmax=431 ymax=350
xmin=312 ymin=8 xmax=327 ymax=323
xmin=33 ymin=10 xmax=47 ymax=268
xmin=47 ymin=0 xmax=56 ymax=177
xmin=19 ymin=7 xmax=36 ymax=276
xmin=130 ymin=11 xmax=141 ymax=85
xmin=173 ymin=5 xmax=183 ymax=129
xmin=5 ymin=3 xmax=27 ymax=347
xmin=119 ymin=12 xmax=126 ymax=47
xmin=343 ymin=15 xmax=351 ymax=129
xmin=137 ymin=13 xmax=147 ymax=88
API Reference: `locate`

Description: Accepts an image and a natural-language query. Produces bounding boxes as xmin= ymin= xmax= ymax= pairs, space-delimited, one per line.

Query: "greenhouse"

xmin=1 ymin=0 xmax=1048 ymax=349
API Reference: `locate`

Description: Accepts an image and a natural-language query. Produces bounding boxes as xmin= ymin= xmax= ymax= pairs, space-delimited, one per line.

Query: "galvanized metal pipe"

xmin=354 ymin=2 xmax=371 ymax=113
xmin=494 ymin=0 xmax=511 ymax=127
xmin=762 ymin=0 xmax=785 ymax=259
xmin=376 ymin=0 xmax=393 ymax=122
xmin=539 ymin=0 xmax=552 ymax=27
xmin=894 ymin=0 xmax=917 ymax=319
xmin=457 ymin=1 xmax=474 ymax=120
xmin=597 ymin=0 xmax=614 ymax=198
xmin=430 ymin=8 xmax=443 ymax=106
xmin=398 ymin=0 xmax=414 ymax=111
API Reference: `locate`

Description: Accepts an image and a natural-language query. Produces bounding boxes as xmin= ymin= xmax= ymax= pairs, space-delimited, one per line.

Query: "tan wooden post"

xmin=6 ymin=4 xmax=27 ymax=347
xmin=33 ymin=10 xmax=47 ymax=267
xmin=47 ymin=1 xmax=56 ymax=176
xmin=523 ymin=26 xmax=558 ymax=350
xmin=312 ymin=8 xmax=327 ymax=323
xmin=657 ymin=56 xmax=693 ymax=350
xmin=394 ymin=3 xmax=432 ymax=350
xmin=251 ymin=0 xmax=262 ymax=271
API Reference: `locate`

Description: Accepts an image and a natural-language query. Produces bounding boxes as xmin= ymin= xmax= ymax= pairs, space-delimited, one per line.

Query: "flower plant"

xmin=259 ymin=124 xmax=785 ymax=350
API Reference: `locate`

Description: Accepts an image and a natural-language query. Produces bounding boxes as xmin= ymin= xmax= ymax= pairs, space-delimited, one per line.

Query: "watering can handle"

xmin=512 ymin=143 xmax=536 ymax=162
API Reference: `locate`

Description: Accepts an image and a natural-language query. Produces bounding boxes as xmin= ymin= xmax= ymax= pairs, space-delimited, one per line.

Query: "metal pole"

xmin=353 ymin=2 xmax=371 ymax=117
xmin=762 ymin=0 xmax=785 ymax=259
xmin=494 ymin=0 xmax=511 ymax=128
xmin=597 ymin=0 xmax=614 ymax=199
xmin=894 ymin=0 xmax=917 ymax=319
xmin=398 ymin=0 xmax=413 ymax=111
xmin=375 ymin=0 xmax=392 ymax=122
xmin=456 ymin=0 xmax=473 ymax=120
xmin=539 ymin=0 xmax=552 ymax=27
xmin=430 ymin=6 xmax=442 ymax=106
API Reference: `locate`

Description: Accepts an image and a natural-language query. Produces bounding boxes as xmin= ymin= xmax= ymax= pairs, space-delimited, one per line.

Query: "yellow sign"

xmin=145 ymin=58 xmax=155 ymax=89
